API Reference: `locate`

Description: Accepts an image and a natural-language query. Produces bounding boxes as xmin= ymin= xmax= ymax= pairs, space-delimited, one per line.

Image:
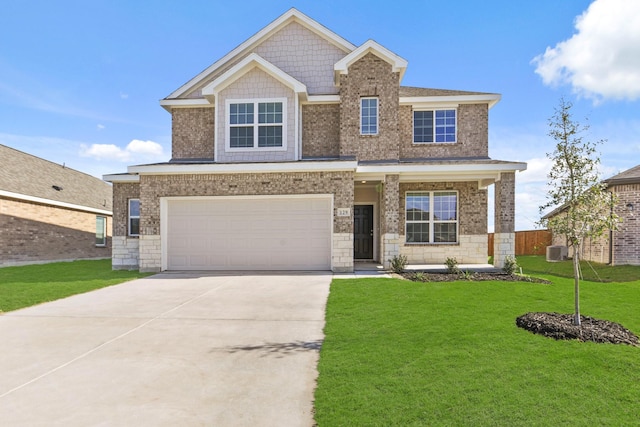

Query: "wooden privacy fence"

xmin=488 ymin=230 xmax=552 ymax=256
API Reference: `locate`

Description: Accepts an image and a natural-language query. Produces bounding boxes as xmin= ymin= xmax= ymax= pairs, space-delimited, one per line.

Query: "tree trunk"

xmin=573 ymin=246 xmax=581 ymax=326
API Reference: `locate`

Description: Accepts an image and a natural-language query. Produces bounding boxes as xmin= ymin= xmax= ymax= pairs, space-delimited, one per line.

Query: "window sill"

xmin=404 ymin=242 xmax=459 ymax=246
xmin=411 ymin=141 xmax=457 ymax=145
xmin=225 ymin=146 xmax=288 ymax=152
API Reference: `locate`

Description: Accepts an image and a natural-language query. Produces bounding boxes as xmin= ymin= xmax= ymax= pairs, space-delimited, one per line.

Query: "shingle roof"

xmin=0 ymin=144 xmax=112 ymax=212
xmin=604 ymin=164 xmax=640 ymax=185
xmin=399 ymin=86 xmax=496 ymax=97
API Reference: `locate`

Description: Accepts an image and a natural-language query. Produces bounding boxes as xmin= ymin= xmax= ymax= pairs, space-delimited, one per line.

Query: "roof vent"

xmin=52 ymin=185 xmax=63 ymax=191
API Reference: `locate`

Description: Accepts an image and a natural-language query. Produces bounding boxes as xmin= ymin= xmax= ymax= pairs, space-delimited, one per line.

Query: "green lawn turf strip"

xmin=517 ymin=255 xmax=640 ymax=282
xmin=314 ymin=277 xmax=640 ymax=426
xmin=0 ymin=259 xmax=151 ymax=312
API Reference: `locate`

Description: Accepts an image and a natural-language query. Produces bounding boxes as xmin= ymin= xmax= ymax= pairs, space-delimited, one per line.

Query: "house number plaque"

xmin=336 ymin=208 xmax=351 ymax=217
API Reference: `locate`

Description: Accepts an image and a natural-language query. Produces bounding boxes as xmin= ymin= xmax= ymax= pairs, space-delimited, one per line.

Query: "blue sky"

xmin=1 ymin=0 xmax=639 ymax=231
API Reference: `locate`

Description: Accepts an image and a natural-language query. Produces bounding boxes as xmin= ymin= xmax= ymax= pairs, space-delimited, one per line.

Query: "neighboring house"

xmin=104 ymin=8 xmax=526 ymax=273
xmin=544 ymin=164 xmax=640 ymax=265
xmin=0 ymin=144 xmax=113 ymax=267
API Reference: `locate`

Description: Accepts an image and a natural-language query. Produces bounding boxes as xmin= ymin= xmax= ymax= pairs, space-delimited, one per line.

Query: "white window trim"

xmin=360 ymin=97 xmax=379 ymax=136
xmin=412 ymin=108 xmax=457 ymax=144
xmin=405 ymin=190 xmax=459 ymax=244
xmin=225 ymin=98 xmax=288 ymax=152
xmin=128 ymin=199 xmax=140 ymax=237
xmin=96 ymin=216 xmax=107 ymax=247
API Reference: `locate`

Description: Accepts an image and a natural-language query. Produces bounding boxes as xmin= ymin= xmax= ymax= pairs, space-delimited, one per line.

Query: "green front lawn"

xmin=0 ymin=259 xmax=151 ymax=312
xmin=315 ymin=273 xmax=640 ymax=425
xmin=517 ymin=255 xmax=640 ymax=282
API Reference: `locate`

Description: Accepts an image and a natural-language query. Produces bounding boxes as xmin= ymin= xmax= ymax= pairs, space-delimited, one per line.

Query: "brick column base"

xmin=382 ymin=233 xmax=400 ymax=269
xmin=493 ymin=232 xmax=515 ymax=269
xmin=112 ymin=236 xmax=140 ymax=270
xmin=332 ymin=232 xmax=354 ymax=272
xmin=139 ymin=235 xmax=162 ymax=273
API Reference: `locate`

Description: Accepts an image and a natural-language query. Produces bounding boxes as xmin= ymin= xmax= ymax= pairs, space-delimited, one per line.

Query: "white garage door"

xmin=165 ymin=196 xmax=332 ymax=270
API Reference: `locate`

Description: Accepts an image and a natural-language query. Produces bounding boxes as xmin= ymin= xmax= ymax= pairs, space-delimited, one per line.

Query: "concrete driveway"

xmin=0 ymin=271 xmax=332 ymax=426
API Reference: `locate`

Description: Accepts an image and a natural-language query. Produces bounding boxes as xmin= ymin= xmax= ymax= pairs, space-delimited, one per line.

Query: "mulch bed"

xmin=400 ymin=271 xmax=551 ymax=284
xmin=516 ymin=312 xmax=639 ymax=346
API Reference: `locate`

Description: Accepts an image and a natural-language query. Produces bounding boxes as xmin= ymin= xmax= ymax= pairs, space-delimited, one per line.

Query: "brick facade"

xmin=399 ymin=181 xmax=488 ymax=236
xmin=112 ymin=182 xmax=140 ymax=237
xmin=171 ymin=107 xmax=215 ymax=160
xmin=0 ymin=198 xmax=111 ymax=266
xmin=111 ymin=182 xmax=140 ymax=269
xmin=302 ymin=104 xmax=340 ymax=158
xmin=339 ymin=53 xmax=400 ymax=161
xmin=110 ymin=10 xmax=522 ymax=272
xmin=612 ymin=183 xmax=640 ymax=265
xmin=112 ymin=171 xmax=354 ymax=272
xmin=557 ymin=183 xmax=640 ymax=266
xmin=399 ymin=104 xmax=489 ymax=159
xmin=395 ymin=181 xmax=488 ymax=265
xmin=494 ymin=172 xmax=516 ymax=267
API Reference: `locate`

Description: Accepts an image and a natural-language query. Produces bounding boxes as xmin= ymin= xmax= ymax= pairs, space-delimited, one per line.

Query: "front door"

xmin=354 ymin=205 xmax=374 ymax=259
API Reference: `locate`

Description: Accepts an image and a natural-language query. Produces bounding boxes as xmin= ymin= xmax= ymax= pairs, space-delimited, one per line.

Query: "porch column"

xmin=493 ymin=171 xmax=516 ymax=268
xmin=381 ymin=174 xmax=400 ymax=269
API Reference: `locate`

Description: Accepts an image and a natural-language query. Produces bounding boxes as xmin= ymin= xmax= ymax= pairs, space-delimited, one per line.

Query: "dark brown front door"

xmin=354 ymin=205 xmax=374 ymax=259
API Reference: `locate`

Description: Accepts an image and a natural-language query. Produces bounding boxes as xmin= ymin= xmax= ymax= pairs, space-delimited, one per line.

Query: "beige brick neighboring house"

xmin=0 ymin=144 xmax=113 ymax=267
xmin=104 ymin=8 xmax=526 ymax=272
xmin=544 ymin=164 xmax=640 ymax=266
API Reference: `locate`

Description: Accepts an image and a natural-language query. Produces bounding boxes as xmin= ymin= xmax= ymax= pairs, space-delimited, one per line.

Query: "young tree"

xmin=539 ymin=98 xmax=618 ymax=326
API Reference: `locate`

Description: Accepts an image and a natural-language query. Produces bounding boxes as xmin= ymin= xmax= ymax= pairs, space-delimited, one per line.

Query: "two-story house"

xmin=104 ymin=8 xmax=526 ymax=273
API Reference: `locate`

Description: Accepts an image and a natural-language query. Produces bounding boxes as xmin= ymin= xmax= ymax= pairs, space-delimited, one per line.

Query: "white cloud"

xmin=97 ymin=124 xmax=105 ymax=130
xmin=516 ymin=157 xmax=551 ymax=184
xmin=532 ymin=0 xmax=640 ymax=102
xmin=119 ymin=92 xmax=129 ymax=99
xmin=80 ymin=139 xmax=165 ymax=162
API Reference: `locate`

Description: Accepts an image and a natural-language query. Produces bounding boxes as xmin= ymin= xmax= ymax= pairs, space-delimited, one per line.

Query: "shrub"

xmin=389 ymin=254 xmax=408 ymax=273
xmin=461 ymin=270 xmax=474 ymax=281
xmin=503 ymin=256 xmax=519 ymax=275
xmin=445 ymin=257 xmax=460 ymax=274
xmin=412 ymin=271 xmax=427 ymax=282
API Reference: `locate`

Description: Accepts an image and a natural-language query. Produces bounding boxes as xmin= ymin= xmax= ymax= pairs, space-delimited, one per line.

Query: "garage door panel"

xmin=166 ymin=197 xmax=331 ymax=270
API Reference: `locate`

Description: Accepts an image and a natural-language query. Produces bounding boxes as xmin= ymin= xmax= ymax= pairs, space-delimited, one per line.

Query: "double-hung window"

xmin=96 ymin=216 xmax=107 ymax=246
xmin=405 ymin=191 xmax=458 ymax=243
xmin=361 ymin=97 xmax=378 ymax=135
xmin=228 ymin=99 xmax=285 ymax=149
xmin=128 ymin=199 xmax=140 ymax=237
xmin=413 ymin=109 xmax=456 ymax=143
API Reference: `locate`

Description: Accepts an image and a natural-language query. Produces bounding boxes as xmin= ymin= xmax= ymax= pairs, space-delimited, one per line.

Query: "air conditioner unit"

xmin=546 ymin=245 xmax=568 ymax=262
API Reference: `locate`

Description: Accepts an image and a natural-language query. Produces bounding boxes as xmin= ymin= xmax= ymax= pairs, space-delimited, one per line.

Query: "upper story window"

xmin=227 ymin=98 xmax=286 ymax=150
xmin=128 ymin=199 xmax=140 ymax=237
xmin=405 ymin=191 xmax=458 ymax=243
xmin=414 ymin=109 xmax=456 ymax=143
xmin=361 ymin=97 xmax=378 ymax=135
